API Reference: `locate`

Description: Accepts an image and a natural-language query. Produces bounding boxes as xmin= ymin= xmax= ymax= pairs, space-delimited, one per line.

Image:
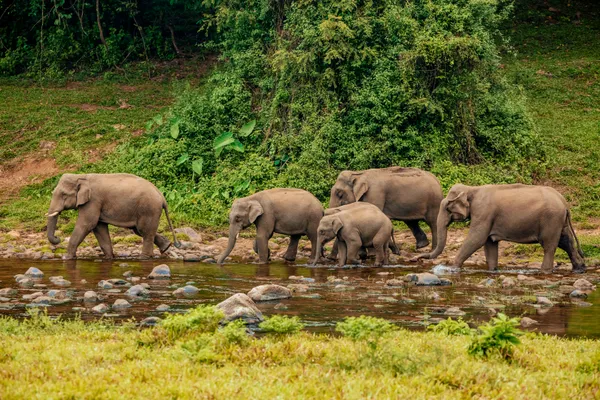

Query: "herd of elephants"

xmin=45 ymin=167 xmax=587 ymax=274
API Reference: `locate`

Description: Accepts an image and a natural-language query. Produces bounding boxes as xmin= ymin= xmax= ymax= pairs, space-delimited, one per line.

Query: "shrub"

xmin=428 ymin=318 xmax=473 ymax=336
xmin=159 ymin=305 xmax=223 ymax=342
xmin=468 ymin=313 xmax=523 ymax=360
xmin=336 ymin=316 xmax=396 ymax=348
xmin=259 ymin=315 xmax=305 ymax=335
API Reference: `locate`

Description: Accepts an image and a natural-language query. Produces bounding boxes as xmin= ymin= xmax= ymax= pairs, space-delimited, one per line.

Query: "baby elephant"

xmin=216 ymin=188 xmax=324 ymax=264
xmin=414 ymin=183 xmax=585 ymax=273
xmin=315 ymin=203 xmax=394 ymax=267
xmin=46 ymin=173 xmax=180 ymax=259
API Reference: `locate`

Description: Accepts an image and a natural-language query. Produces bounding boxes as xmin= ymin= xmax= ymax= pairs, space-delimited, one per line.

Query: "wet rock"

xmin=14 ymin=274 xmax=27 ymax=282
xmin=119 ymin=263 xmax=130 ymax=268
xmin=18 ymin=278 xmax=34 ymax=288
xmin=131 ymin=277 xmax=141 ymax=283
xmin=0 ymin=288 xmax=17 ymax=297
xmin=173 ymin=285 xmax=200 ymax=296
xmin=520 ymin=317 xmax=539 ymax=328
xmin=46 ymin=289 xmax=69 ymax=299
xmin=141 ymin=316 xmax=162 ymax=327
xmin=0 ymin=303 xmax=15 ymax=310
xmin=444 ymin=307 xmax=466 ymax=316
xmin=502 ymin=277 xmax=516 ymax=288
xmin=24 ymin=267 xmax=44 ymax=278
xmin=216 ymin=293 xmax=264 ymax=324
xmin=405 ymin=273 xmax=441 ymax=286
xmin=107 ymin=289 xmax=121 ymax=294
xmin=84 ymin=291 xmax=99 ymax=302
xmin=107 ymin=278 xmax=130 ymax=286
xmin=53 ymin=278 xmax=71 ymax=287
xmin=248 ymin=284 xmax=292 ymax=302
xmin=33 ymin=284 xmax=47 ymax=289
xmin=97 ymin=280 xmax=114 ymax=289
xmin=156 ymin=304 xmax=170 ymax=312
xmin=573 ymin=300 xmax=593 ymax=307
xmin=288 ymin=284 xmax=309 ymax=293
xmin=72 ymin=307 xmax=85 ymax=312
xmin=23 ymin=292 xmax=44 ymax=301
xmin=49 ymin=276 xmax=63 ymax=282
xmin=289 ymin=275 xmax=314 ymax=283
xmin=431 ymin=265 xmax=459 ymax=275
xmin=334 ymin=285 xmax=355 ymax=291
xmin=112 ymin=299 xmax=132 ymax=309
xmin=569 ymin=290 xmax=588 ymax=298
xmin=31 ymin=296 xmax=52 ymax=305
xmin=377 ymin=296 xmax=399 ymax=303
xmin=122 ymin=271 xmax=133 ymax=278
xmin=274 ymin=303 xmax=288 ymax=310
xmin=92 ymin=303 xmax=110 ymax=313
xmin=439 ymin=278 xmax=453 ymax=286
xmin=573 ymin=279 xmax=596 ymax=291
xmin=536 ymin=296 xmax=554 ymax=307
xmin=385 ymin=279 xmax=404 ymax=287
xmin=80 ymin=280 xmax=87 ymax=285
xmin=126 ymin=285 xmax=150 ymax=297
xmin=558 ymin=285 xmax=575 ymax=294
xmin=148 ymin=264 xmax=171 ymax=279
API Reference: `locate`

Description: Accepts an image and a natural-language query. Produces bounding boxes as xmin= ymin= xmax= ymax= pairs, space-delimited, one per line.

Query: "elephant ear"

xmin=76 ymin=178 xmax=91 ymax=207
xmin=331 ymin=216 xmax=344 ymax=235
xmin=324 ymin=207 xmax=343 ymax=216
xmin=446 ymin=191 xmax=469 ymax=220
xmin=248 ymin=200 xmax=264 ymax=223
xmin=351 ymin=176 xmax=369 ymax=201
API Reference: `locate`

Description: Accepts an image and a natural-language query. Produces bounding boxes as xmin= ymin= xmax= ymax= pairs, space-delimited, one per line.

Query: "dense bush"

xmin=97 ymin=0 xmax=542 ymax=227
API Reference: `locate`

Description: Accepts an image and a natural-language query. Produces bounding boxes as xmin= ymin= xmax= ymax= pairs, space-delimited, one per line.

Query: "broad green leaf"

xmin=153 ymin=115 xmax=163 ymax=126
xmin=229 ymin=139 xmax=245 ymax=153
xmin=192 ymin=158 xmax=203 ymax=175
xmin=239 ymin=120 xmax=256 ymax=137
xmin=214 ymin=132 xmax=235 ymax=156
xmin=170 ymin=120 xmax=180 ymax=139
xmin=145 ymin=120 xmax=154 ymax=132
xmin=176 ymin=153 xmax=189 ymax=166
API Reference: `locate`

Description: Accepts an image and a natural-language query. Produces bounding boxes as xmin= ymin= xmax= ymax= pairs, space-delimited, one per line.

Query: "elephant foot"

xmin=159 ymin=242 xmax=172 ymax=254
xmin=415 ymin=239 xmax=430 ymax=250
xmin=283 ymin=255 xmax=296 ymax=262
xmin=62 ymin=254 xmax=76 ymax=260
xmin=572 ymin=266 xmax=586 ymax=274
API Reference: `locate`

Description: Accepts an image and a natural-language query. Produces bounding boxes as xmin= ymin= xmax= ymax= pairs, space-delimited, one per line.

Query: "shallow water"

xmin=1 ymin=258 xmax=599 ymax=338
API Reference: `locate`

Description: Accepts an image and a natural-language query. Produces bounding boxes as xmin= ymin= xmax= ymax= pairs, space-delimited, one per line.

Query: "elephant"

xmin=46 ymin=173 xmax=180 ymax=259
xmin=413 ymin=183 xmax=586 ymax=273
xmin=329 ymin=167 xmax=443 ymax=250
xmin=216 ymin=188 xmax=324 ymax=264
xmin=315 ymin=202 xmax=394 ymax=267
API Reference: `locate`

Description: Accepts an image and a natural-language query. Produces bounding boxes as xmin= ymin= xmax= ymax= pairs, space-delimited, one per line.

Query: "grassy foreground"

xmin=0 ymin=310 xmax=599 ymax=399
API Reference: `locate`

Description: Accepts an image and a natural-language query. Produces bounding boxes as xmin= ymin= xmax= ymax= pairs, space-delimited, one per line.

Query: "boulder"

xmin=97 ymin=280 xmax=114 ymax=289
xmin=536 ymin=296 xmax=554 ymax=307
xmin=141 ymin=316 xmax=162 ymax=327
xmin=46 ymin=290 xmax=69 ymax=299
xmin=573 ymin=279 xmax=596 ymax=291
xmin=126 ymin=285 xmax=150 ymax=297
xmin=31 ymin=296 xmax=52 ymax=305
xmin=18 ymin=278 xmax=34 ymax=288
xmin=405 ymin=273 xmax=441 ymax=286
xmin=53 ymin=279 xmax=71 ymax=287
xmin=22 ymin=292 xmax=44 ymax=301
xmin=83 ymin=291 xmax=99 ymax=302
xmin=521 ymin=317 xmax=539 ymax=328
xmin=148 ymin=264 xmax=171 ymax=279
xmin=24 ymin=267 xmax=44 ymax=278
xmin=288 ymin=284 xmax=309 ymax=293
xmin=112 ymin=299 xmax=132 ymax=309
xmin=0 ymin=288 xmax=17 ymax=297
xmin=216 ymin=293 xmax=264 ymax=324
xmin=92 ymin=303 xmax=110 ymax=313
xmin=173 ymin=285 xmax=200 ymax=296
xmin=569 ymin=290 xmax=588 ymax=298
xmin=247 ymin=284 xmax=292 ymax=302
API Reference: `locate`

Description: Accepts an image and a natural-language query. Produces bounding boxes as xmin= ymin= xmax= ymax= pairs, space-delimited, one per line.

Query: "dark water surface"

xmin=1 ymin=258 xmax=599 ymax=338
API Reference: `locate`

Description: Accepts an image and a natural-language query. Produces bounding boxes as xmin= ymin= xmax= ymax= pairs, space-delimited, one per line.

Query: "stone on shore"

xmin=216 ymin=293 xmax=264 ymax=324
xmin=247 ymin=284 xmax=292 ymax=302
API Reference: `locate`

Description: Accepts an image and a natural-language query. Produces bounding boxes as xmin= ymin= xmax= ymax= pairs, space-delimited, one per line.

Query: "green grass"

xmin=0 ymin=310 xmax=599 ymax=399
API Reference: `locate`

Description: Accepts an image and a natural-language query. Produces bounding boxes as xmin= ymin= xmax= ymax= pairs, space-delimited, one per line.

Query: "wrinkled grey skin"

xmin=216 ymin=188 xmax=324 ymax=264
xmin=329 ymin=167 xmax=443 ymax=250
xmin=47 ymin=173 xmax=180 ymax=260
xmin=415 ymin=184 xmax=586 ymax=273
xmin=315 ymin=203 xmax=394 ymax=267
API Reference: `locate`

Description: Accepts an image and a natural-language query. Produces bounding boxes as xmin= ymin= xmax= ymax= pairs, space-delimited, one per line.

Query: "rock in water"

xmin=141 ymin=316 xmax=162 ymax=327
xmin=287 ymin=284 xmax=309 ymax=293
xmin=83 ymin=291 xmax=99 ymax=302
xmin=404 ymin=272 xmax=441 ymax=286
xmin=24 ymin=267 xmax=44 ymax=278
xmin=573 ymin=279 xmax=596 ymax=291
xmin=216 ymin=293 xmax=264 ymax=324
xmin=156 ymin=304 xmax=170 ymax=312
xmin=569 ymin=290 xmax=588 ymax=298
xmin=247 ymin=284 xmax=292 ymax=302
xmin=148 ymin=264 xmax=171 ymax=279
xmin=520 ymin=317 xmax=539 ymax=328
xmin=97 ymin=280 xmax=114 ymax=289
xmin=18 ymin=278 xmax=34 ymax=288
xmin=502 ymin=277 xmax=516 ymax=288
xmin=537 ymin=296 xmax=554 ymax=307
xmin=107 ymin=279 xmax=130 ymax=286
xmin=444 ymin=307 xmax=466 ymax=316
xmin=126 ymin=285 xmax=150 ymax=297
xmin=173 ymin=285 xmax=200 ymax=296
xmin=53 ymin=279 xmax=71 ymax=287
xmin=92 ymin=303 xmax=109 ymax=313
xmin=0 ymin=288 xmax=18 ymax=297
xmin=46 ymin=290 xmax=69 ymax=299
xmin=112 ymin=299 xmax=132 ymax=309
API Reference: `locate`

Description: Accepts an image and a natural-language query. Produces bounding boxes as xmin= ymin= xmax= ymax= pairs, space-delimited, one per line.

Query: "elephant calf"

xmin=415 ymin=184 xmax=585 ymax=273
xmin=316 ymin=203 xmax=394 ymax=267
xmin=216 ymin=188 xmax=324 ymax=264
xmin=47 ymin=173 xmax=180 ymax=259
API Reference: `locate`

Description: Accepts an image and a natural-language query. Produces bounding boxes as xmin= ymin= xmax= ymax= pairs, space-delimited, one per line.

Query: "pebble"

xmin=126 ymin=285 xmax=150 ymax=297
xmin=385 ymin=279 xmax=404 ymax=287
xmin=22 ymin=292 xmax=44 ymax=301
xmin=80 ymin=280 xmax=88 ymax=284
xmin=18 ymin=278 xmax=34 ymax=288
xmin=377 ymin=296 xmax=399 ymax=303
xmin=107 ymin=279 xmax=130 ymax=286
xmin=334 ymin=285 xmax=355 ymax=291
xmin=46 ymin=290 xmax=69 ymax=299
xmin=173 ymin=285 xmax=200 ymax=296
xmin=53 ymin=279 xmax=71 ymax=287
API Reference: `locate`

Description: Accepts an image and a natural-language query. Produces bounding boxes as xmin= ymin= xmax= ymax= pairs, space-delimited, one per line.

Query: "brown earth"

xmin=0 ymin=157 xmax=60 ymax=203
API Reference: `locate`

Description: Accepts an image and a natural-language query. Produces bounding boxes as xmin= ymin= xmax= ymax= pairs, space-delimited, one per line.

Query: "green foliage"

xmin=468 ymin=313 xmax=523 ymax=360
xmin=336 ymin=316 xmax=396 ymax=349
xmin=428 ymin=318 xmax=473 ymax=336
xmin=259 ymin=315 xmax=304 ymax=335
xmin=157 ymin=305 xmax=223 ymax=343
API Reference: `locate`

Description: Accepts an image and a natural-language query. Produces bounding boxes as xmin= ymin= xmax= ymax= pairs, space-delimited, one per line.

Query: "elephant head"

xmin=329 ymin=171 xmax=368 ymax=208
xmin=46 ymin=174 xmax=91 ymax=245
xmin=313 ymin=215 xmax=343 ymax=264
xmin=423 ymin=185 xmax=471 ymax=259
xmin=216 ymin=198 xmax=264 ymax=264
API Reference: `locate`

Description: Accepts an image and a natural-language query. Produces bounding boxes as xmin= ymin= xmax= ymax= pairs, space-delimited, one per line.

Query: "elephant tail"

xmin=163 ymin=200 xmax=182 ymax=249
xmin=566 ymin=209 xmax=584 ymax=258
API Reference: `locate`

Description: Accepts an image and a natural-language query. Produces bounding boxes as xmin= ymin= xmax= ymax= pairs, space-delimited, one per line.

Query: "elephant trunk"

xmin=423 ymin=205 xmax=450 ymax=260
xmin=312 ymin=239 xmax=324 ymax=265
xmin=216 ymin=225 xmax=239 ymax=264
xmin=46 ymin=213 xmax=61 ymax=245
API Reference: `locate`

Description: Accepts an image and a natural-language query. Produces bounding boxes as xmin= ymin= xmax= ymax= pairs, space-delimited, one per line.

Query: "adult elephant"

xmin=414 ymin=184 xmax=586 ymax=273
xmin=216 ymin=188 xmax=324 ymax=264
xmin=46 ymin=173 xmax=180 ymax=259
xmin=329 ymin=167 xmax=443 ymax=250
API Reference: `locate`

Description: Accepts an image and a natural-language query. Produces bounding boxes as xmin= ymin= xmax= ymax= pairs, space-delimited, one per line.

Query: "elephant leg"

xmin=255 ymin=233 xmax=271 ymax=264
xmin=484 ymin=238 xmax=499 ymax=271
xmin=358 ymin=247 xmax=368 ymax=260
xmin=337 ymin=241 xmax=347 ymax=267
xmin=345 ymin=236 xmax=362 ymax=265
xmin=92 ymin=222 xmax=113 ymax=259
xmin=373 ymin=230 xmax=390 ymax=267
xmin=426 ymin=212 xmax=438 ymax=250
xmin=328 ymin=240 xmax=339 ymax=260
xmin=406 ymin=220 xmax=429 ymax=249
xmin=284 ymin=234 xmax=301 ymax=262
xmin=558 ymin=230 xmax=585 ymax=273
xmin=253 ymin=239 xmax=271 ymax=261
xmin=133 ymin=227 xmax=170 ymax=253
xmin=66 ymin=218 xmax=96 ymax=259
xmin=306 ymin=230 xmax=319 ymax=263
xmin=453 ymin=228 xmax=489 ymax=268
xmin=540 ymin=237 xmax=560 ymax=274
